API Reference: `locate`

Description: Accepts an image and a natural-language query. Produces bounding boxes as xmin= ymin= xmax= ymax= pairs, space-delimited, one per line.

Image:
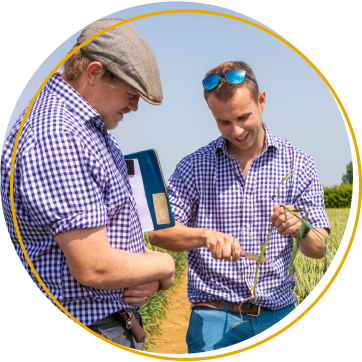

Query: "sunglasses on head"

xmin=202 ymin=70 xmax=257 ymax=91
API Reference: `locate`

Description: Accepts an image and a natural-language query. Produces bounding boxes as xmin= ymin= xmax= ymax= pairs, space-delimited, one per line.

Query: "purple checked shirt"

xmin=167 ymin=125 xmax=330 ymax=309
xmin=1 ymin=73 xmax=144 ymax=326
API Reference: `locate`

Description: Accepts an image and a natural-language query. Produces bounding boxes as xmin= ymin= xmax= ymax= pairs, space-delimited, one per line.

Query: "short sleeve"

xmin=293 ymin=156 xmax=331 ymax=233
xmin=20 ymin=132 xmax=108 ymax=236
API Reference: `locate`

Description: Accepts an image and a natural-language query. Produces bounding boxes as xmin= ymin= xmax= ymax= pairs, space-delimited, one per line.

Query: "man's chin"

xmin=105 ymin=123 xmax=120 ymax=130
xmin=103 ymin=118 xmax=123 ymax=130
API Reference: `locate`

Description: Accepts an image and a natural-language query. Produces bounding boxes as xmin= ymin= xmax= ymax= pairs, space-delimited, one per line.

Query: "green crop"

xmin=231 ymin=171 xmax=336 ymax=328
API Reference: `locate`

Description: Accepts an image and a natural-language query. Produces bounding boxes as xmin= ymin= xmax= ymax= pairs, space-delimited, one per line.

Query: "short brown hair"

xmin=203 ymin=61 xmax=259 ymax=103
xmin=63 ymin=44 xmax=118 ymax=84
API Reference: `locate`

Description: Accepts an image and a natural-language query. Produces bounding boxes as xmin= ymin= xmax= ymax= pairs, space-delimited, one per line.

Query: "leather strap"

xmin=191 ymin=300 xmax=267 ymax=315
xmin=117 ymin=309 xmax=146 ymax=343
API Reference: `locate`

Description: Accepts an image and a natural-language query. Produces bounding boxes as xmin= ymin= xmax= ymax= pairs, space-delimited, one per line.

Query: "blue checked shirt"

xmin=1 ymin=73 xmax=145 ymax=326
xmin=168 ymin=125 xmax=330 ymax=309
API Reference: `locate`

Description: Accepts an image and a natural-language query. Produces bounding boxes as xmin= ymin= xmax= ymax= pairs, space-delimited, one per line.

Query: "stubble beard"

xmin=103 ymin=108 xmax=131 ymax=130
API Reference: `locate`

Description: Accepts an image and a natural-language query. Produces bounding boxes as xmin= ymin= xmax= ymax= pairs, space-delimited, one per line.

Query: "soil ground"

xmin=153 ymin=268 xmax=190 ymax=354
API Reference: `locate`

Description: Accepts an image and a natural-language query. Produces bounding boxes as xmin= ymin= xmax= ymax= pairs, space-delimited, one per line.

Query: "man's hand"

xmin=149 ymin=220 xmax=242 ymax=262
xmin=270 ymin=204 xmax=302 ymax=238
xmin=123 ymin=280 xmax=160 ymax=307
xmin=270 ymin=204 xmax=329 ymax=259
xmin=123 ymin=246 xmax=167 ymax=307
xmin=144 ymin=247 xmax=175 ymax=291
xmin=205 ymin=230 xmax=242 ymax=262
xmin=55 ymin=226 xmax=175 ymax=290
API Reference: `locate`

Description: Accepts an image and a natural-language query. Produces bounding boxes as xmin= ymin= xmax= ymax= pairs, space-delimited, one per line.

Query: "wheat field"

xmin=293 ymin=208 xmax=350 ymax=305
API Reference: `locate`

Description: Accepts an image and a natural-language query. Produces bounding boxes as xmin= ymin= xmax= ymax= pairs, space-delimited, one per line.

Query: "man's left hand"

xmin=122 ymin=247 xmax=168 ymax=307
xmin=123 ymin=280 xmax=160 ymax=307
xmin=270 ymin=204 xmax=302 ymax=238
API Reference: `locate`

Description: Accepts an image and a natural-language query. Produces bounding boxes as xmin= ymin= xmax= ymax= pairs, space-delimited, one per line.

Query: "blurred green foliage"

xmin=342 ymin=161 xmax=353 ymax=184
xmin=323 ymin=183 xmax=352 ymax=208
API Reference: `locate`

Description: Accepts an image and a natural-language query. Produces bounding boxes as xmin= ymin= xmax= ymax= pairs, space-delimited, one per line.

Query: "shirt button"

xmin=245 ymin=223 xmax=250 ymax=229
xmin=247 ymin=195 xmax=251 ymax=199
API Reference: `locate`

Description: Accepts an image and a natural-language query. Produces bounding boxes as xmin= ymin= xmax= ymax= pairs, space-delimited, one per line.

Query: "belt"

xmin=191 ymin=300 xmax=268 ymax=317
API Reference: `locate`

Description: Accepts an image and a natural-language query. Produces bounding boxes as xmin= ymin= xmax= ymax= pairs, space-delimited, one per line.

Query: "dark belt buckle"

xmin=246 ymin=305 xmax=261 ymax=317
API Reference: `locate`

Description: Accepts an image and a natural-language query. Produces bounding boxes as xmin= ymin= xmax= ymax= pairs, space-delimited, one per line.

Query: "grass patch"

xmin=293 ymin=208 xmax=350 ymax=305
xmin=140 ymin=233 xmax=188 ymax=351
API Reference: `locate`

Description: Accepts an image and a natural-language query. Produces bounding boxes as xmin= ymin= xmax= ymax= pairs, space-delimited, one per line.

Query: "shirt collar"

xmin=262 ymin=123 xmax=279 ymax=152
xmin=45 ymin=72 xmax=105 ymax=132
xmin=215 ymin=122 xmax=279 ymax=157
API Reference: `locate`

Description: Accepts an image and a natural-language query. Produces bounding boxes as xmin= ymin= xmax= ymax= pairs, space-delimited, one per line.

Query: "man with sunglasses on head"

xmin=149 ymin=61 xmax=330 ymax=353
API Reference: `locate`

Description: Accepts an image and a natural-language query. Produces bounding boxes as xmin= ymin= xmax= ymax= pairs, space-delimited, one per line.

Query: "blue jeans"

xmin=186 ymin=302 xmax=295 ymax=353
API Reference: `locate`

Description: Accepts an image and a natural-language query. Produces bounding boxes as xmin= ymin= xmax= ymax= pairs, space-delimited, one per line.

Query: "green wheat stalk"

xmin=231 ymin=171 xmax=334 ymax=329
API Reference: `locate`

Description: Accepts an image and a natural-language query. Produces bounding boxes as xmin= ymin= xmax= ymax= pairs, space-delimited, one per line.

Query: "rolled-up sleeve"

xmin=20 ymin=132 xmax=108 ymax=236
xmin=293 ymin=155 xmax=331 ymax=234
xmin=167 ymin=158 xmax=199 ymax=226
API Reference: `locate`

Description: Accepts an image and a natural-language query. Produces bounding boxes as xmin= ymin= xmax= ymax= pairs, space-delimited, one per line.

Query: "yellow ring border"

xmin=9 ymin=9 xmax=361 ymax=360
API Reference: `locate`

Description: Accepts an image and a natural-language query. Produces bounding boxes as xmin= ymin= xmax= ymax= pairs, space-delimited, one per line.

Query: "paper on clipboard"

xmin=124 ymin=149 xmax=175 ymax=232
xmin=127 ymin=158 xmax=154 ymax=233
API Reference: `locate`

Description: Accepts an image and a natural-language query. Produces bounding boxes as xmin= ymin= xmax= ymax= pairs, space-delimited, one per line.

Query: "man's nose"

xmin=128 ymin=96 xmax=140 ymax=112
xmin=232 ymin=123 xmax=244 ymax=136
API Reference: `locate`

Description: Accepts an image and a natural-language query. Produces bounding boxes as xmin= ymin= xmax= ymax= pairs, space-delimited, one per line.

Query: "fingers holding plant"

xmin=270 ymin=204 xmax=302 ymax=238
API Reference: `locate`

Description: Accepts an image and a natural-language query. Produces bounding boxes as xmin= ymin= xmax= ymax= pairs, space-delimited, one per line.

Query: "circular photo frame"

xmin=2 ymin=4 xmax=361 ymax=361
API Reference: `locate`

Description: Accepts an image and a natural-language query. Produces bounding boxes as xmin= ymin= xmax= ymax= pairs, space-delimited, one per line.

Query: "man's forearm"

xmin=149 ymin=220 xmax=208 ymax=252
xmin=55 ymin=226 xmax=175 ymax=290
xmin=270 ymin=205 xmax=329 ymax=260
xmin=149 ymin=221 xmax=243 ymax=262
xmin=299 ymin=227 xmax=329 ymax=259
xmin=78 ymin=249 xmax=175 ymax=290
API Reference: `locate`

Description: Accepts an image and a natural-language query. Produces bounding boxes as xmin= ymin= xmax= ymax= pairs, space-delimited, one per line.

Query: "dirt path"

xmin=153 ymin=268 xmax=190 ymax=354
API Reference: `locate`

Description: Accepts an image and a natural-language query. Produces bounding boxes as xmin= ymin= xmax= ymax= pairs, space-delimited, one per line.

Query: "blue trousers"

xmin=186 ymin=302 xmax=295 ymax=353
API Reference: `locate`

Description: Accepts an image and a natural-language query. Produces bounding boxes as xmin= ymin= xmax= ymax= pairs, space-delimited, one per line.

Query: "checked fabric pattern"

xmin=1 ymin=73 xmax=144 ymax=326
xmin=168 ymin=124 xmax=330 ymax=310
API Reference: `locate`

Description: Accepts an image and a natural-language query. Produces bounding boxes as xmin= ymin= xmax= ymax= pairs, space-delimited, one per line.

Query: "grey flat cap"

xmin=77 ymin=18 xmax=163 ymax=105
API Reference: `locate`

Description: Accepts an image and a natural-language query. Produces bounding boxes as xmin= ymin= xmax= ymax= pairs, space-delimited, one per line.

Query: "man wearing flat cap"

xmin=1 ymin=18 xmax=175 ymax=350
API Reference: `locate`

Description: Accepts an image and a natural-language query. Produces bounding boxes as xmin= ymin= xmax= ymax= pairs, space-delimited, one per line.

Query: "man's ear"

xmin=258 ymin=91 xmax=266 ymax=113
xmin=85 ymin=62 xmax=106 ymax=86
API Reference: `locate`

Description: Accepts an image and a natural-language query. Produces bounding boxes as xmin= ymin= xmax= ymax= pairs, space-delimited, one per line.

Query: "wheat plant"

xmin=231 ymin=171 xmax=338 ymax=328
xmin=293 ymin=208 xmax=349 ymax=305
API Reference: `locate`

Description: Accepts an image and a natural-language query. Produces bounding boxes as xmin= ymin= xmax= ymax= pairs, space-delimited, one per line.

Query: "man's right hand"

xmin=149 ymin=220 xmax=242 ymax=262
xmin=145 ymin=247 xmax=175 ymax=291
xmin=204 ymin=230 xmax=242 ymax=262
